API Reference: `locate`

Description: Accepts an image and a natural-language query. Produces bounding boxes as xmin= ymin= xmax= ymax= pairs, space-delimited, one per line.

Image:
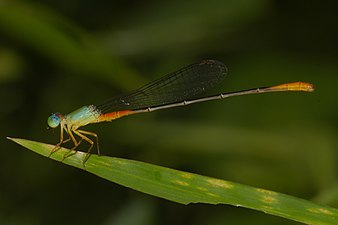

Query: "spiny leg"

xmin=62 ymin=138 xmax=71 ymax=144
xmin=77 ymin=129 xmax=100 ymax=155
xmin=49 ymin=124 xmax=66 ymax=157
xmin=49 ymin=140 xmax=71 ymax=157
xmin=67 ymin=126 xmax=79 ymax=148
xmin=61 ymin=126 xmax=81 ymax=161
xmin=73 ymin=130 xmax=94 ymax=153
xmin=61 ymin=138 xmax=84 ymax=161
xmin=59 ymin=128 xmax=97 ymax=167
xmin=72 ymin=130 xmax=95 ymax=165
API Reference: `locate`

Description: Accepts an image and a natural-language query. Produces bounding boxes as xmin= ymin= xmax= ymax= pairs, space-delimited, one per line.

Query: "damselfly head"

xmin=47 ymin=113 xmax=62 ymax=128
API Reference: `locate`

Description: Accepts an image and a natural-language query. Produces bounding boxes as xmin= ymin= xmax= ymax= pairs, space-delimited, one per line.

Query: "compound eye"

xmin=47 ymin=113 xmax=61 ymax=128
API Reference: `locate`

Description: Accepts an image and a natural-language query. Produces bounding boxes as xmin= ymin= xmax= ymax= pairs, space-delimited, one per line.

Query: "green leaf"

xmin=8 ymin=137 xmax=338 ymax=225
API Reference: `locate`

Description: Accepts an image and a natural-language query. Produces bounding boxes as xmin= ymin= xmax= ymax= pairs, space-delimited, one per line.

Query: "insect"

xmin=47 ymin=60 xmax=314 ymax=158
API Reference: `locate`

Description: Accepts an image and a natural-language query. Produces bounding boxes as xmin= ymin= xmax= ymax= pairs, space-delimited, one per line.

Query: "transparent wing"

xmin=97 ymin=60 xmax=227 ymax=113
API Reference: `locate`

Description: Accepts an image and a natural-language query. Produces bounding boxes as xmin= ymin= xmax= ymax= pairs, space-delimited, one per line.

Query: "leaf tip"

xmin=6 ymin=136 xmax=16 ymax=142
xmin=6 ymin=137 xmax=30 ymax=148
xmin=6 ymin=136 xmax=20 ymax=143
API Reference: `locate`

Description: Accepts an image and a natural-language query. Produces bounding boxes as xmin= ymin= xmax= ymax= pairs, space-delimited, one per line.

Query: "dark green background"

xmin=1 ymin=1 xmax=337 ymax=225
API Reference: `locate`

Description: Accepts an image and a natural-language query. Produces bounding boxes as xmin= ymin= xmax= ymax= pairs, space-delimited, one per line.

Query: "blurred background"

xmin=0 ymin=0 xmax=337 ymax=224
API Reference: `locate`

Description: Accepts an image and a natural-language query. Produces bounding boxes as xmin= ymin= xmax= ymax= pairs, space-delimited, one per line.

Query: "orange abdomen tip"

xmin=269 ymin=82 xmax=314 ymax=92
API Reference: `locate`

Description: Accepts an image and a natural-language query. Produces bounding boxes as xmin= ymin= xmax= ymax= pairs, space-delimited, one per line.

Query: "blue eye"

xmin=47 ymin=113 xmax=61 ymax=128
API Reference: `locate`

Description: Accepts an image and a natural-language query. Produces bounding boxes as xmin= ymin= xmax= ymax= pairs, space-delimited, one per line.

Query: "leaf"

xmin=8 ymin=137 xmax=338 ymax=225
